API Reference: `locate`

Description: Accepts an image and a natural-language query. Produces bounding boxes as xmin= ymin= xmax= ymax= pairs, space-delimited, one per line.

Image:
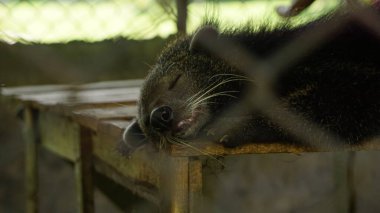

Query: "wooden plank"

xmin=1 ymin=79 xmax=143 ymax=97
xmin=83 ymin=79 xmax=143 ymax=90
xmin=38 ymin=112 xmax=78 ymax=161
xmin=168 ymin=139 xmax=380 ymax=157
xmin=23 ymin=107 xmax=39 ymax=213
xmin=17 ymin=87 xmax=140 ymax=106
xmin=51 ymin=102 xmax=136 ymax=118
xmin=72 ymin=106 xmax=137 ymax=131
xmin=38 ymin=110 xmax=96 ymax=212
xmin=93 ymin=121 xmax=162 ymax=204
xmin=1 ymin=80 xmax=142 ymax=114
xmin=168 ymin=141 xmax=314 ymax=156
xmin=93 ymin=169 xmax=157 ymax=212
xmin=94 ymin=157 xmax=160 ymax=205
xmin=95 ymin=119 xmax=380 ymax=157
xmin=1 ymin=84 xmax=69 ymax=96
xmin=94 ymin=119 xmax=316 ymax=157
xmin=97 ymin=119 xmax=129 ymax=139
xmin=74 ymin=127 xmax=94 ymax=213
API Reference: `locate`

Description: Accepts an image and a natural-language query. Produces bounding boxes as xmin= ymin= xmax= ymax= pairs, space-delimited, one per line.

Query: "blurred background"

xmin=1 ymin=0 xmax=379 ymax=212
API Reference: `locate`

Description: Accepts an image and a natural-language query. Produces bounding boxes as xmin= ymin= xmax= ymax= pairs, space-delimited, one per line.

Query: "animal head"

xmin=122 ymin=26 xmax=249 ymax=155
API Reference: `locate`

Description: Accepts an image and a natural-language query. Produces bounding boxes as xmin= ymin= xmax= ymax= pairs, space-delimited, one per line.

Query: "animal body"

xmin=122 ymin=7 xmax=380 ymax=154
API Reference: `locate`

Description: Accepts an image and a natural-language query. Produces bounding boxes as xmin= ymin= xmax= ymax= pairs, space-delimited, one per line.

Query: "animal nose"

xmin=150 ymin=105 xmax=173 ymax=132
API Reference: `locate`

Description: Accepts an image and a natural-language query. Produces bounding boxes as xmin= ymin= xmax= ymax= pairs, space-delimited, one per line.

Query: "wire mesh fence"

xmin=0 ymin=0 xmax=177 ymax=43
xmin=0 ymin=0 xmax=340 ymax=43
xmin=1 ymin=0 xmax=380 ymax=212
xmin=192 ymin=0 xmax=380 ymax=150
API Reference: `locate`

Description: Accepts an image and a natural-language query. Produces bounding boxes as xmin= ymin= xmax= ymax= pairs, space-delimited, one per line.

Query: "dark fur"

xmin=123 ymin=9 xmax=380 ymax=153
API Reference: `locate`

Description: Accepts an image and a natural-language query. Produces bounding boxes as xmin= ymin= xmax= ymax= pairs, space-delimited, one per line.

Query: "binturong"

xmin=122 ymin=7 xmax=380 ymax=156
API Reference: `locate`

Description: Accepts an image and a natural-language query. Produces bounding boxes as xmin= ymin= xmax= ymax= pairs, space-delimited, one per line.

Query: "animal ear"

xmin=119 ymin=119 xmax=147 ymax=158
xmin=189 ymin=26 xmax=219 ymax=53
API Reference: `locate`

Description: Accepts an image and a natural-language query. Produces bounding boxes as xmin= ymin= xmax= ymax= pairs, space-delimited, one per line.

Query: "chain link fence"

xmin=0 ymin=0 xmax=177 ymax=43
xmin=0 ymin=0 xmax=339 ymax=43
xmin=194 ymin=0 xmax=380 ymax=150
xmin=1 ymin=0 xmax=379 ymax=212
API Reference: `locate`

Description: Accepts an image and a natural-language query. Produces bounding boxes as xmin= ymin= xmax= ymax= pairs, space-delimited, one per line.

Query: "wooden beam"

xmin=74 ymin=127 xmax=94 ymax=213
xmin=39 ymin=113 xmax=77 ymax=161
xmin=188 ymin=158 xmax=203 ymax=213
xmin=23 ymin=107 xmax=39 ymax=213
xmin=93 ymin=156 xmax=160 ymax=206
xmin=333 ymin=152 xmax=351 ymax=213
xmin=160 ymin=156 xmax=189 ymax=213
xmin=94 ymin=163 xmax=158 ymax=211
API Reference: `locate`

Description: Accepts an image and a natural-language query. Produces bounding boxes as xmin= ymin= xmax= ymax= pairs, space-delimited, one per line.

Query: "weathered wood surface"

xmin=74 ymin=127 xmax=94 ymax=213
xmin=2 ymin=79 xmax=380 ymax=213
xmin=93 ymin=120 xmax=161 ymax=204
xmin=23 ymin=108 xmax=39 ymax=213
xmin=1 ymin=80 xmax=142 ymax=115
xmin=38 ymin=112 xmax=78 ymax=160
xmin=1 ymin=79 xmax=143 ymax=96
xmin=72 ymin=106 xmax=137 ymax=132
xmin=188 ymin=158 xmax=203 ymax=213
xmin=3 ymin=79 xmax=380 ymax=157
xmin=93 ymin=168 xmax=157 ymax=211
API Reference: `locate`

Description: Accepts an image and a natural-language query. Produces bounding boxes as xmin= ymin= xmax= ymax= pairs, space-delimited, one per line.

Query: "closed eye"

xmin=168 ymin=74 xmax=182 ymax=90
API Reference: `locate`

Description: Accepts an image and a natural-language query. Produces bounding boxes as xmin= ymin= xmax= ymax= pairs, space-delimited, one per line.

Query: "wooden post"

xmin=74 ymin=126 xmax=94 ymax=213
xmin=333 ymin=152 xmax=350 ymax=213
xmin=188 ymin=158 xmax=203 ymax=213
xmin=347 ymin=152 xmax=356 ymax=213
xmin=176 ymin=0 xmax=188 ymax=34
xmin=160 ymin=156 xmax=189 ymax=213
xmin=23 ymin=107 xmax=39 ymax=213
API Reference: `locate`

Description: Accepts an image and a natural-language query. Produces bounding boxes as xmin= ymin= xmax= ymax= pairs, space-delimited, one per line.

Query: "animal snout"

xmin=150 ymin=105 xmax=173 ymax=132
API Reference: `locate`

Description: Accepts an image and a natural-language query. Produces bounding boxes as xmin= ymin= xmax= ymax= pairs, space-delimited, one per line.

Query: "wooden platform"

xmin=2 ymin=80 xmax=379 ymax=213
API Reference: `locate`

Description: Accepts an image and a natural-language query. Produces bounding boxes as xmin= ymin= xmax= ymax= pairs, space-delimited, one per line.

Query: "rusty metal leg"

xmin=74 ymin=127 xmax=94 ymax=213
xmin=23 ymin=108 xmax=39 ymax=213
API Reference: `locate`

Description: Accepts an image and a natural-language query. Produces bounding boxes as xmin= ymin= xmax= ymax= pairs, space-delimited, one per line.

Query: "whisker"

xmin=192 ymin=91 xmax=239 ymax=109
xmin=168 ymin=136 xmax=225 ymax=167
xmin=210 ymin=73 xmax=250 ymax=80
xmin=143 ymin=62 xmax=155 ymax=70
xmin=183 ymin=75 xmax=253 ymax=122
xmin=159 ymin=137 xmax=165 ymax=150
xmin=185 ymin=76 xmax=245 ymax=108
xmin=185 ymin=79 xmax=220 ymax=105
xmin=163 ymin=62 xmax=176 ymax=73
xmin=190 ymin=77 xmax=247 ymax=106
xmin=185 ymin=76 xmax=240 ymax=105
